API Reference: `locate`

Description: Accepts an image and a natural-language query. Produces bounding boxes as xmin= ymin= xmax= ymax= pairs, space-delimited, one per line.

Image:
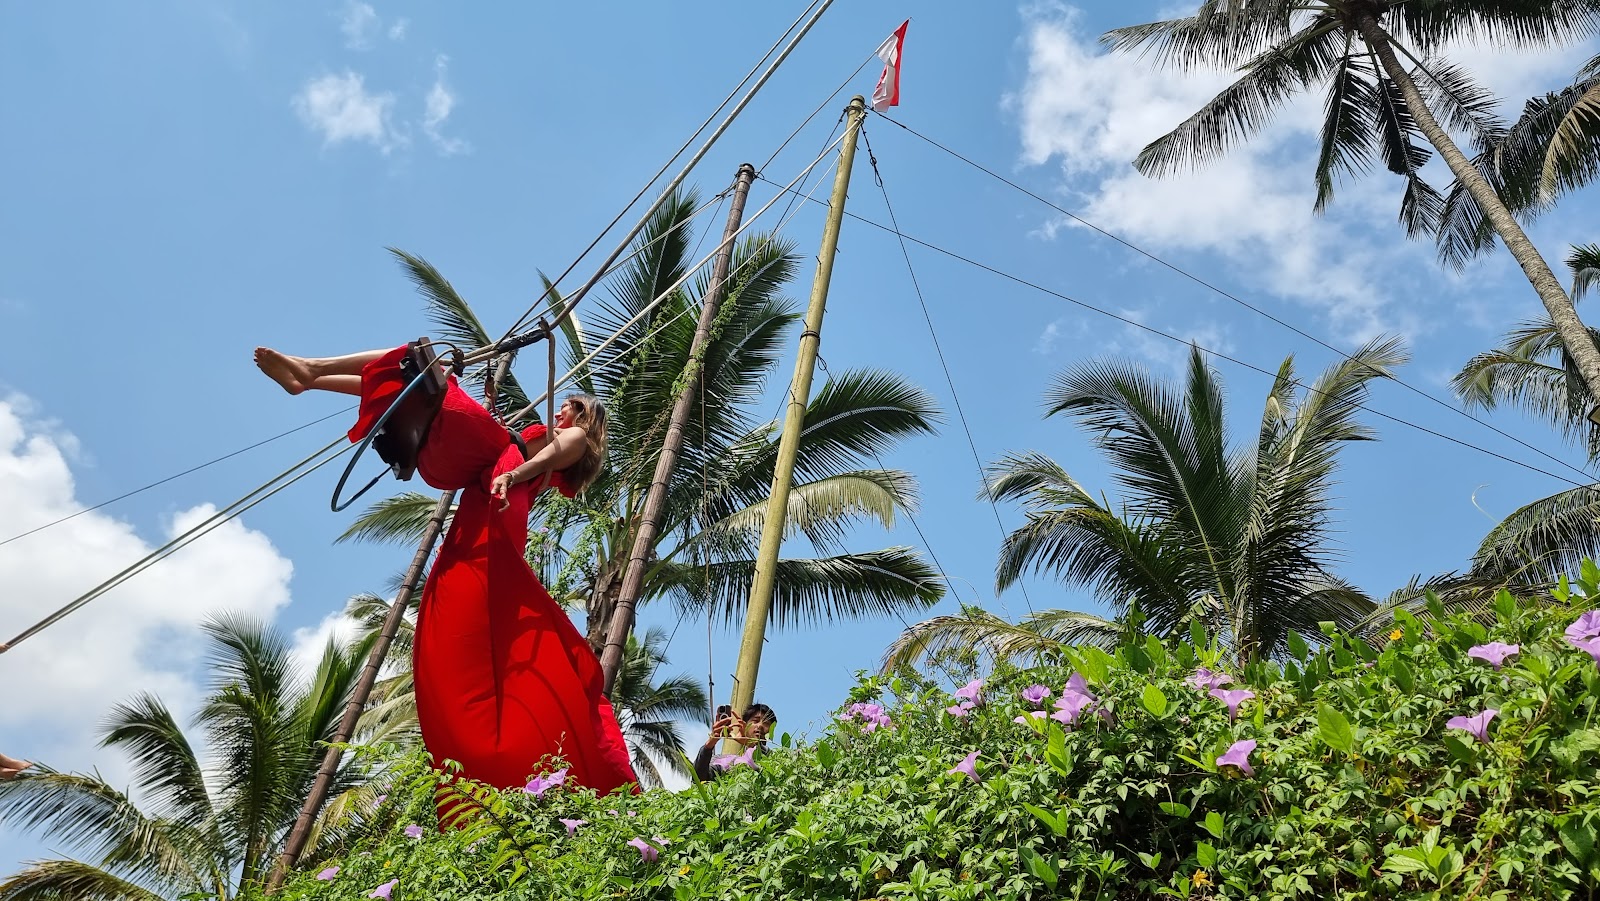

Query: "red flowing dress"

xmin=348 ymin=346 xmax=637 ymax=796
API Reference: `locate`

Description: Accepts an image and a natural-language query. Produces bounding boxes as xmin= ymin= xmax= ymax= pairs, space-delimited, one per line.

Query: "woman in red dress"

xmin=254 ymin=345 xmax=637 ymax=797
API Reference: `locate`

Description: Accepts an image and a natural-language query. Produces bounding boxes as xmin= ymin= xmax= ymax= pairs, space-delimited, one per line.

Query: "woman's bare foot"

xmin=254 ymin=347 xmax=316 ymax=395
xmin=0 ymin=753 xmax=31 ymax=779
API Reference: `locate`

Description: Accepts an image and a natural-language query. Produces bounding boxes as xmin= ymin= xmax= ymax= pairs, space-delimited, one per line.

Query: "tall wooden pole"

xmin=599 ymin=163 xmax=757 ymax=694
xmin=265 ymin=490 xmax=456 ymax=893
xmin=727 ymin=96 xmax=865 ymax=731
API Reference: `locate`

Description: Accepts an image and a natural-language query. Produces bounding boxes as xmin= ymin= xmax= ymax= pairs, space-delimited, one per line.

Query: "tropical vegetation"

xmin=0 ymin=616 xmax=378 ymax=900
xmin=1108 ymin=0 xmax=1600 ymax=403
xmin=264 ymin=573 xmax=1600 ymax=900
xmin=885 ymin=339 xmax=1403 ymax=671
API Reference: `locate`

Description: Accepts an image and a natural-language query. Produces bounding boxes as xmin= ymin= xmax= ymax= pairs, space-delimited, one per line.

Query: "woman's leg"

xmin=255 ymin=347 xmax=391 ymax=395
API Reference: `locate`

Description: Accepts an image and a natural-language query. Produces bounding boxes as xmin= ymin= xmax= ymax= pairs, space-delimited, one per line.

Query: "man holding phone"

xmin=693 ymin=703 xmax=777 ymax=782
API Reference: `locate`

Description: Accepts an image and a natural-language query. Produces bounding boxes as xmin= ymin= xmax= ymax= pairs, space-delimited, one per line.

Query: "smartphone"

xmin=716 ymin=704 xmax=732 ymax=720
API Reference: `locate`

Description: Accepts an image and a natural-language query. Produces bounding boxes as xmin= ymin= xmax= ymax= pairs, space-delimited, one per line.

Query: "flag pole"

xmin=725 ymin=96 xmax=866 ymax=747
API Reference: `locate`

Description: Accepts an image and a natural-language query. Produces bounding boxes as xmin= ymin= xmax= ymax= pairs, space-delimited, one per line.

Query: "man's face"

xmin=742 ymin=715 xmax=772 ymax=742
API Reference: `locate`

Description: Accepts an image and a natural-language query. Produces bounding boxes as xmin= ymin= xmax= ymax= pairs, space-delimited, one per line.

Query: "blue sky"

xmin=2 ymin=0 xmax=1597 ymax=876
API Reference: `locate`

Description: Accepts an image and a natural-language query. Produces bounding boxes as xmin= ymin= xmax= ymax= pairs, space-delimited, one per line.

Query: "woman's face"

xmin=556 ymin=399 xmax=582 ymax=429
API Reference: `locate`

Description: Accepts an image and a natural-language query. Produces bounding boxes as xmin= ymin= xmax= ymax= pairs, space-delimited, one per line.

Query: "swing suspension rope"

xmin=1 ymin=55 xmax=857 ymax=656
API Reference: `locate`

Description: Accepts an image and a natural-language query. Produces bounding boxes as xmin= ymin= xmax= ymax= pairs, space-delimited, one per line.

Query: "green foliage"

xmin=261 ymin=582 xmax=1600 ymax=901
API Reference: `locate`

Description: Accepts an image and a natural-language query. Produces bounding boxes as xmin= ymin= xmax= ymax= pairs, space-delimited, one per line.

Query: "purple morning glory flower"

xmin=1568 ymin=634 xmax=1600 ymax=666
xmin=1186 ymin=667 xmax=1232 ymax=692
xmin=1446 ymin=708 xmax=1498 ymax=743
xmin=841 ymin=702 xmax=894 ymax=732
xmin=403 ymin=824 xmax=424 ymax=839
xmin=953 ymin=679 xmax=984 ymax=704
xmin=560 ymin=818 xmax=586 ymax=836
xmin=1021 ymin=684 xmax=1052 ymax=707
xmin=1566 ymin=610 xmax=1600 ymax=643
xmin=1095 ymin=706 xmax=1116 ymax=727
xmin=945 ymin=703 xmax=969 ymax=718
xmin=1051 ymin=677 xmax=1098 ymax=728
xmin=523 ymin=768 xmax=569 ymax=798
xmin=1013 ymin=711 xmax=1047 ymax=726
xmin=369 ymin=879 xmax=398 ymax=900
xmin=627 ymin=837 xmax=667 ymax=862
xmin=948 ymin=750 xmax=980 ymax=782
xmin=1216 ymin=739 xmax=1256 ymax=776
xmin=1209 ymin=688 xmax=1255 ymax=722
xmin=316 ymin=867 xmax=340 ymax=881
xmin=1467 ymin=642 xmax=1520 ymax=670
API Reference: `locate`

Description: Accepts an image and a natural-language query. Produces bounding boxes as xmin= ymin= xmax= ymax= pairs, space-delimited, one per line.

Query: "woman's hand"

xmin=490 ymin=471 xmax=517 ymax=511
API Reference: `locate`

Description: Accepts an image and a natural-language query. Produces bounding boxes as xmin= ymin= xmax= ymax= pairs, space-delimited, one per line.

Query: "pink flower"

xmin=316 ymin=867 xmax=340 ymax=881
xmin=840 ymin=702 xmax=893 ymax=732
xmin=712 ymin=746 xmax=758 ymax=772
xmin=1467 ymin=642 xmax=1520 ymax=670
xmin=1566 ymin=610 xmax=1600 ymax=643
xmin=1568 ymin=634 xmax=1600 ymax=666
xmin=953 ymin=679 xmax=984 ymax=704
xmin=1186 ymin=667 xmax=1232 ymax=692
xmin=523 ymin=768 xmax=568 ymax=798
xmin=945 ymin=703 xmax=969 ymax=718
xmin=1216 ymin=739 xmax=1256 ymax=776
xmin=1446 ymin=708 xmax=1498 ymax=744
xmin=559 ymin=817 xmax=586 ymax=836
xmin=1013 ymin=711 xmax=1047 ymax=726
xmin=1209 ymin=688 xmax=1255 ymax=722
xmin=369 ymin=879 xmax=398 ymax=900
xmin=1021 ymin=684 xmax=1052 ymax=706
xmin=1064 ymin=673 xmax=1090 ymax=697
xmin=1051 ymin=677 xmax=1098 ymax=728
xmin=403 ymin=824 xmax=424 ymax=839
xmin=627 ymin=836 xmax=667 ymax=862
xmin=947 ymin=750 xmax=980 ymax=782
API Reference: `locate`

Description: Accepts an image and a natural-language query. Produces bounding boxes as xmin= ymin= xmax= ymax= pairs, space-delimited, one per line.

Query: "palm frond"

xmin=0 ymin=858 xmax=171 ymax=901
xmin=336 ymin=493 xmax=451 ymax=546
xmin=677 ymin=548 xmax=944 ymax=630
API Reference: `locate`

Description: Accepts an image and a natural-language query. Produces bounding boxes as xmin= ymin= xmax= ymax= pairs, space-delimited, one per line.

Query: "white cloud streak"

xmin=0 ymin=396 xmax=296 ymax=780
xmin=293 ymin=71 xmax=400 ymax=152
xmin=423 ymin=56 xmax=469 ymax=156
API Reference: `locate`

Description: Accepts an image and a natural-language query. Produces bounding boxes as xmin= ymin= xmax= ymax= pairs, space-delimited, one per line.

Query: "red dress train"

xmin=348 ymin=346 xmax=637 ymax=795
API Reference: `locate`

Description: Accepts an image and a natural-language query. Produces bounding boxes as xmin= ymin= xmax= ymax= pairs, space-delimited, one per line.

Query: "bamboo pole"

xmin=726 ymin=97 xmax=866 ymax=737
xmin=599 ymin=163 xmax=758 ymax=694
xmin=265 ymin=490 xmax=455 ymax=893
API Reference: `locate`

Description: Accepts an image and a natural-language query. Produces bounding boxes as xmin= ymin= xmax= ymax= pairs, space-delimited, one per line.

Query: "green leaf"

xmin=1020 ymin=847 xmax=1059 ymax=888
xmin=815 ymin=739 xmax=836 ymax=768
xmin=1195 ymin=841 xmax=1217 ymax=869
xmin=1391 ymin=659 xmax=1415 ymax=693
xmin=1159 ymin=801 xmax=1192 ymax=818
xmin=1493 ymin=588 xmax=1517 ymax=622
xmin=1023 ymin=803 xmax=1067 ymax=838
xmin=1140 ymin=684 xmax=1169 ymax=718
xmin=1441 ymin=734 xmax=1476 ymax=764
xmin=1559 ymin=819 xmax=1598 ymax=864
xmin=1189 ymin=619 xmax=1207 ymax=650
xmin=1045 ymin=724 xmax=1075 ymax=777
xmin=1286 ymin=630 xmax=1309 ymax=662
xmin=1318 ymin=703 xmax=1355 ymax=754
xmin=1204 ymin=811 xmax=1224 ymax=838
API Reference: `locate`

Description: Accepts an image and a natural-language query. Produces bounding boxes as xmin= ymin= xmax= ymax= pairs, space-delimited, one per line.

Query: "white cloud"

xmin=293 ymin=71 xmax=401 ymax=152
xmin=289 ymin=610 xmax=363 ymax=681
xmin=340 ymin=1 xmax=379 ymax=50
xmin=1006 ymin=6 xmax=1588 ymax=346
xmin=422 ymin=56 xmax=469 ymax=156
xmin=388 ymin=18 xmax=409 ymax=41
xmin=0 ymin=396 xmax=295 ymax=780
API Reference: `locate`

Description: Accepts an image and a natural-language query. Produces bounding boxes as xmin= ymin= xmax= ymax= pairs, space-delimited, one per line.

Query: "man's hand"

xmin=704 ymin=713 xmax=739 ymax=749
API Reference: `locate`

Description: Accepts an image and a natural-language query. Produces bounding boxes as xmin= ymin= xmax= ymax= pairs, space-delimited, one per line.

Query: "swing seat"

xmin=371 ymin=338 xmax=450 ymax=481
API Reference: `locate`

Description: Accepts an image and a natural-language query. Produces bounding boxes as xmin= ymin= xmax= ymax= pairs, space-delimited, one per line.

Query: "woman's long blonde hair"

xmin=561 ymin=393 xmax=608 ymax=491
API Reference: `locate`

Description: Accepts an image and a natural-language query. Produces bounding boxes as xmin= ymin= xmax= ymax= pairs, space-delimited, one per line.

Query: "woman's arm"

xmin=490 ymin=427 xmax=587 ymax=508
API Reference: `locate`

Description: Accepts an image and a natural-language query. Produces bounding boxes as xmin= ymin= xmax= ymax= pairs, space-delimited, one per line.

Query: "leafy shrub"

xmin=263 ymin=571 xmax=1600 ymax=900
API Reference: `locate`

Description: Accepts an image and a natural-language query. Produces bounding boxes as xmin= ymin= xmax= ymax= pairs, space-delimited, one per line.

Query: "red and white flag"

xmin=872 ymin=20 xmax=909 ymax=112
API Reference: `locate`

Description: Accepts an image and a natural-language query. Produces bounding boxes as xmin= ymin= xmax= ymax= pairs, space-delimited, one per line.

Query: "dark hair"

xmin=742 ymin=703 xmax=776 ymax=724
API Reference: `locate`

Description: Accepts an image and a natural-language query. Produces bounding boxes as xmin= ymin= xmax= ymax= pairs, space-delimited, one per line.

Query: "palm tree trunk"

xmin=1354 ymin=13 xmax=1600 ymax=403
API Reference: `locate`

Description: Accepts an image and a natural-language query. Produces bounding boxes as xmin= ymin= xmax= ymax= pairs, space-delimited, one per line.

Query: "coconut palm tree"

xmin=607 ymin=627 xmax=708 ymax=789
xmin=885 ymin=340 xmax=1404 ymax=671
xmin=1448 ymin=244 xmax=1600 ymax=586
xmin=342 ymin=189 xmax=945 ymax=660
xmin=0 ymin=615 xmax=378 ymax=899
xmin=1106 ymin=1 xmax=1600 ymax=404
